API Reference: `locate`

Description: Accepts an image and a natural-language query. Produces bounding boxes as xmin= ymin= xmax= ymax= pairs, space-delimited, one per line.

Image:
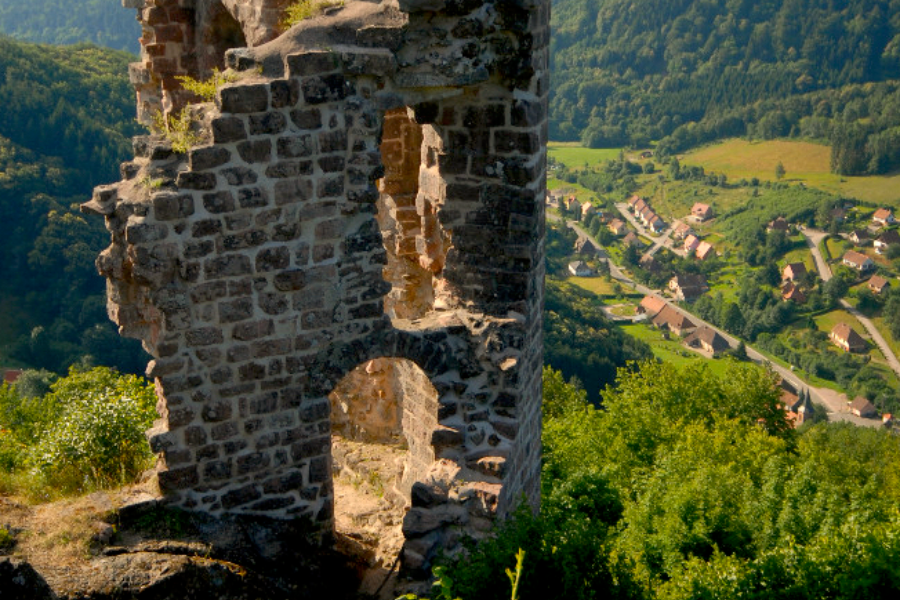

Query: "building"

xmin=767 ymin=216 xmax=790 ymax=233
xmin=691 ymin=202 xmax=713 ymax=221
xmin=568 ymin=261 xmax=594 ymax=277
xmin=574 ymin=237 xmax=597 ymax=255
xmin=639 ymin=206 xmax=656 ymax=225
xmin=639 ymin=255 xmax=663 ymax=273
xmin=850 ymin=396 xmax=878 ymax=418
xmin=830 ymin=322 xmax=867 ymax=353
xmin=784 ymin=388 xmax=814 ymax=427
xmin=608 ymin=218 xmax=628 ymax=236
xmin=874 ymin=229 xmax=900 ymax=254
xmin=842 ymin=250 xmax=875 ymax=272
xmin=695 ymin=241 xmax=716 ymax=261
xmin=781 ymin=282 xmax=806 ymax=304
xmin=872 ymin=208 xmax=896 ymax=226
xmin=782 ymin=262 xmax=808 ymax=282
xmin=684 ymin=234 xmax=701 ymax=253
xmin=672 ymin=222 xmax=694 ymax=240
xmin=647 ymin=215 xmax=667 ymax=233
xmin=580 ymin=201 xmax=595 ymax=221
xmin=652 ymin=304 xmax=697 ymax=336
xmin=622 ymin=231 xmax=641 ymax=247
xmin=868 ymin=275 xmax=891 ymax=294
xmin=638 ymin=295 xmax=667 ymax=317
xmin=849 ymin=230 xmax=870 ymax=246
xmin=683 ymin=326 xmax=730 ymax=356
xmin=830 ymin=207 xmax=848 ymax=223
xmin=668 ymin=273 xmax=709 ymax=301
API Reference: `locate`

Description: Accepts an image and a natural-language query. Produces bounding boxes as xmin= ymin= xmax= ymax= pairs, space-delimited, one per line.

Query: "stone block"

xmin=176 ymin=171 xmax=217 ymax=190
xmin=202 ymin=191 xmax=235 ymax=213
xmin=189 ymin=146 xmax=231 ymax=171
xmin=289 ymin=108 xmax=322 ymax=130
xmin=249 ymin=111 xmax=287 ymax=135
xmin=232 ymin=320 xmax=274 ymax=341
xmin=237 ymin=187 xmax=268 ymax=208
xmin=219 ymin=84 xmax=269 ymax=114
xmin=301 ymin=74 xmax=349 ymax=105
xmin=270 ymin=79 xmax=300 ymax=108
xmin=212 ymin=116 xmax=248 ymax=143
xmin=219 ymin=297 xmax=254 ymax=323
xmin=221 ymin=166 xmax=259 ymax=186
xmin=285 ymin=51 xmax=339 ymax=77
xmin=237 ymin=139 xmax=272 ymax=163
xmin=153 ymin=193 xmax=195 ymax=221
xmin=221 ymin=484 xmax=261 ymax=509
xmin=205 ymin=255 xmax=252 ymax=278
xmin=158 ymin=465 xmax=199 ymax=491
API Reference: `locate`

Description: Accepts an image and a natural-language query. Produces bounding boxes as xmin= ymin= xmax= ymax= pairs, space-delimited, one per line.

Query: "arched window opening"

xmin=198 ymin=1 xmax=248 ymax=76
xmin=378 ymin=107 xmax=436 ymax=320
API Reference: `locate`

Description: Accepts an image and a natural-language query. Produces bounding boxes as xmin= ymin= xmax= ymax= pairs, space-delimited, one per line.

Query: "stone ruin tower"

xmin=84 ymin=0 xmax=547 ymax=573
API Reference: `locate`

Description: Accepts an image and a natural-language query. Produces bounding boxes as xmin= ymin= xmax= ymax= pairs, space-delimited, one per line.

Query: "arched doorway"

xmin=328 ymin=357 xmax=438 ymax=593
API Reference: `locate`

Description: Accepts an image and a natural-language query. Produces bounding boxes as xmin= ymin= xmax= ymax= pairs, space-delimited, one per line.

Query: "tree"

xmin=775 ymin=161 xmax=786 ymax=180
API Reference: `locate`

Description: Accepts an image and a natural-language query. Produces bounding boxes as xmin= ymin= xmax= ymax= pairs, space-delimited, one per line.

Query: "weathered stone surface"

xmin=91 ymin=0 xmax=547 ymax=580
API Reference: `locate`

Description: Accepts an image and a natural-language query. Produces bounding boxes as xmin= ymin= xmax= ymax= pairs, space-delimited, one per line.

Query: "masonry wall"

xmin=88 ymin=0 xmax=547 ymax=572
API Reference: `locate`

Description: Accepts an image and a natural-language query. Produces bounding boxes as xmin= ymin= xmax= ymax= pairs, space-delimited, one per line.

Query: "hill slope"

xmin=0 ymin=0 xmax=140 ymax=54
xmin=551 ymin=0 xmax=900 ymax=173
xmin=0 ymin=36 xmax=146 ymax=373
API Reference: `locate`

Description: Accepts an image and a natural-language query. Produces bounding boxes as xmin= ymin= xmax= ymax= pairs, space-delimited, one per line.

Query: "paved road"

xmin=563 ymin=218 xmax=880 ymax=427
xmin=802 ymin=229 xmax=900 ymax=378
xmin=612 ymin=202 xmax=675 ymax=258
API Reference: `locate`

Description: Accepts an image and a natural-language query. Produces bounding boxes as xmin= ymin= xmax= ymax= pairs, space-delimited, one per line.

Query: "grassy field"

xmin=782 ymin=247 xmax=816 ymax=273
xmin=548 ymin=176 xmax=598 ymax=203
xmin=682 ymin=139 xmax=900 ymax=205
xmin=568 ymin=275 xmax=619 ymax=296
xmin=813 ymin=309 xmax=867 ymax=342
xmin=633 ymin=178 xmax=755 ymax=223
xmin=826 ymin=237 xmax=850 ymax=262
xmin=620 ymin=323 xmax=739 ymax=377
xmin=548 ymin=143 xmax=624 ymax=169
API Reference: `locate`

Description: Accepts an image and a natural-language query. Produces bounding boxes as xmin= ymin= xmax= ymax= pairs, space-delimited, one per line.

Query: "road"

xmin=563 ymin=218 xmax=880 ymax=427
xmin=613 ymin=203 xmax=680 ymax=258
xmin=802 ymin=228 xmax=900 ymax=378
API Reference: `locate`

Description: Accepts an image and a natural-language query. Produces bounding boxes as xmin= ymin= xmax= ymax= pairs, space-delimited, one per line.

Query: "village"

xmin=548 ymin=185 xmax=900 ymax=430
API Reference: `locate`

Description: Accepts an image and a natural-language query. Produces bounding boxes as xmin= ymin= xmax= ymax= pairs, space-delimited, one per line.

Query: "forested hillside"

xmin=0 ymin=36 xmax=146 ymax=373
xmin=551 ymin=0 xmax=900 ymax=174
xmin=0 ymin=0 xmax=140 ymax=54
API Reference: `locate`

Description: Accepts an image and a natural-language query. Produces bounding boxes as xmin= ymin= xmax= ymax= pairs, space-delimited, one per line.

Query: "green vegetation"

xmin=0 ymin=1 xmax=139 ymax=54
xmin=552 ymin=0 xmax=900 ymax=175
xmin=0 ymin=36 xmax=146 ymax=372
xmin=544 ymin=279 xmax=652 ymax=402
xmin=176 ymin=68 xmax=238 ymax=102
xmin=434 ymin=363 xmax=900 ymax=599
xmin=151 ymin=106 xmax=204 ymax=154
xmin=683 ymin=139 xmax=900 ymax=206
xmin=0 ymin=366 xmax=156 ymax=500
xmin=282 ymin=0 xmax=344 ymax=26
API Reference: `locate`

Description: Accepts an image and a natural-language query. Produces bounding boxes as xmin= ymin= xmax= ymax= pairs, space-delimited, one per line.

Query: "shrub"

xmin=282 ymin=0 xmax=343 ymax=26
xmin=28 ymin=367 xmax=157 ymax=493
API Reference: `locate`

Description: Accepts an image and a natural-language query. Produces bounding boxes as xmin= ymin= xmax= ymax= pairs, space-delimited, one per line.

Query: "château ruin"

xmin=84 ymin=0 xmax=547 ymax=575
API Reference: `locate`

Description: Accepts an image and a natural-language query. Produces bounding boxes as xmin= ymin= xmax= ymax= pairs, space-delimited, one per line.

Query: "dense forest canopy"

xmin=0 ymin=0 xmax=140 ymax=54
xmin=0 ymin=36 xmax=146 ymax=373
xmin=551 ymin=0 xmax=900 ymax=174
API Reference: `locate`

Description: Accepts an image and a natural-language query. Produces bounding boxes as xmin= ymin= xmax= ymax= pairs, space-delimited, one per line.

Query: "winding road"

xmin=562 ymin=217 xmax=881 ymax=427
xmin=802 ymin=228 xmax=900 ymax=378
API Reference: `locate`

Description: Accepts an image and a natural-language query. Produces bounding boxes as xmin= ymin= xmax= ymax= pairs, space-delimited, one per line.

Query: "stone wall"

xmin=89 ymin=0 xmax=547 ymax=572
